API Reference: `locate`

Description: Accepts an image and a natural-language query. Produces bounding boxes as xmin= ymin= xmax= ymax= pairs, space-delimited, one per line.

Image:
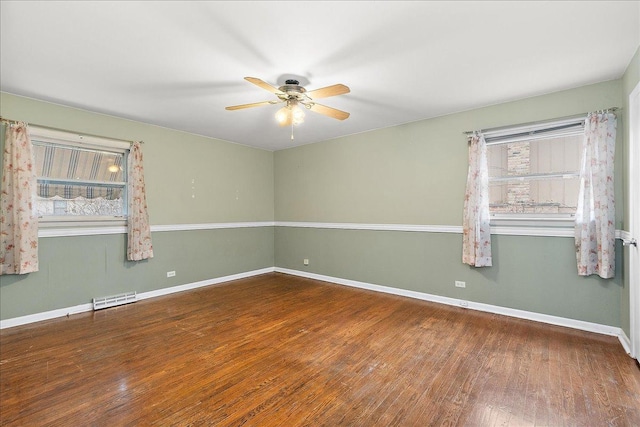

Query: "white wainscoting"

xmin=275 ymin=221 xmax=628 ymax=239
xmin=37 ymin=220 xmax=628 ymax=240
xmin=38 ymin=221 xmax=276 ymax=238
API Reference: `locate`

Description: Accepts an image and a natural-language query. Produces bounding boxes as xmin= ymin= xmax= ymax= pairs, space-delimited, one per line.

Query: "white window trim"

xmin=38 ymin=217 xmax=127 ymax=228
xmin=30 ymin=125 xmax=131 ymax=226
xmin=485 ymin=116 xmax=585 ymax=228
xmin=490 ymin=215 xmax=575 ymax=229
xmin=29 ymin=126 xmax=131 ymax=151
xmin=483 ymin=115 xmax=585 ymax=144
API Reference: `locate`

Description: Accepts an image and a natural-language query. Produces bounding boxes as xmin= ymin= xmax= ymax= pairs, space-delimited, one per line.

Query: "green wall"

xmin=275 ymin=80 xmax=624 ymax=226
xmin=274 ymin=80 xmax=627 ymax=329
xmin=1 ymin=228 xmax=274 ymax=319
xmin=1 ymin=63 xmax=636 ymax=333
xmin=1 ymin=93 xmax=275 ymax=224
xmin=0 ymin=93 xmax=275 ymax=320
xmin=275 ymin=228 xmax=623 ymax=327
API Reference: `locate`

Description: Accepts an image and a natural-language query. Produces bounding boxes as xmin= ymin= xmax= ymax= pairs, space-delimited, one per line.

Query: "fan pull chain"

xmin=291 ymin=122 xmax=294 ymax=140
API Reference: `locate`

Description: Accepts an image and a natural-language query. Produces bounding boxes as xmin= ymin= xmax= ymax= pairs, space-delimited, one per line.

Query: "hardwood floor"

xmin=1 ymin=273 xmax=639 ymax=426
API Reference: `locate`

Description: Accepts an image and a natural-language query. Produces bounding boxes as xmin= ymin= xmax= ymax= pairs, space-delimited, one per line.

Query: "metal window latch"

xmin=623 ymin=238 xmax=638 ymax=247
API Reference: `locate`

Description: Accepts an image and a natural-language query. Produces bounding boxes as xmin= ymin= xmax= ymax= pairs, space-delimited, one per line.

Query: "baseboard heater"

xmin=92 ymin=291 xmax=137 ymax=310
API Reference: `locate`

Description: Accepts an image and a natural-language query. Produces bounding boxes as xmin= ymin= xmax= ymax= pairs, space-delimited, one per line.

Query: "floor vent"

xmin=93 ymin=292 xmax=137 ymax=310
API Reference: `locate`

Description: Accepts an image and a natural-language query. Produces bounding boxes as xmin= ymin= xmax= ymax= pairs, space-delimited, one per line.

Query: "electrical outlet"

xmin=455 ymin=280 xmax=466 ymax=288
xmin=303 ymin=259 xmax=309 ymax=266
xmin=167 ymin=271 xmax=176 ymax=278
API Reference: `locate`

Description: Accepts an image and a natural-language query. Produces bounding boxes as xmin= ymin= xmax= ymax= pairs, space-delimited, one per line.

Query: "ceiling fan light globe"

xmin=292 ymin=105 xmax=305 ymax=124
xmin=275 ymin=107 xmax=290 ymax=124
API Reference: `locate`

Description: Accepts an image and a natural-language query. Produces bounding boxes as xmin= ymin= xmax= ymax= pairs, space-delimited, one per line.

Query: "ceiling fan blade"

xmin=245 ymin=77 xmax=282 ymax=94
xmin=306 ymin=84 xmax=350 ymax=99
xmin=225 ymin=101 xmax=275 ymax=110
xmin=309 ymin=103 xmax=350 ymax=120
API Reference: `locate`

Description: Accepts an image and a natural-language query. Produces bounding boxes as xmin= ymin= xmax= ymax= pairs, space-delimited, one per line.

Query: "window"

xmin=485 ymin=117 xmax=584 ymax=223
xmin=30 ymin=126 xmax=130 ymax=223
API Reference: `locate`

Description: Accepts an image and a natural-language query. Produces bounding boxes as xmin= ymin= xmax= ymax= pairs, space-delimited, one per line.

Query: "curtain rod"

xmin=0 ymin=116 xmax=143 ymax=144
xmin=462 ymin=107 xmax=620 ymax=136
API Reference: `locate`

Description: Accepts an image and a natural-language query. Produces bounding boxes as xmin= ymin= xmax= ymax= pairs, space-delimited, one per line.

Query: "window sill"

xmin=489 ymin=216 xmax=575 ymax=237
xmin=38 ymin=218 xmax=127 ymax=238
xmin=490 ymin=216 xmax=574 ymax=228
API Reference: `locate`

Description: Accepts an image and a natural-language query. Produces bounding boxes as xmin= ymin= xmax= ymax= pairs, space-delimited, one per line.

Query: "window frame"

xmin=483 ymin=116 xmax=585 ymax=228
xmin=29 ymin=126 xmax=131 ymax=228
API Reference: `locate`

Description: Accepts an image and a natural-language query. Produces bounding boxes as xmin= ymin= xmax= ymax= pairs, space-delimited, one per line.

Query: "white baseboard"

xmin=136 ymin=267 xmax=275 ymax=301
xmin=0 ymin=303 xmax=95 ymax=330
xmin=0 ymin=267 xmax=275 ymax=330
xmin=275 ymin=267 xmax=628 ymax=344
xmin=618 ymin=329 xmax=632 ymax=355
xmin=1 ymin=265 xmax=631 ymax=358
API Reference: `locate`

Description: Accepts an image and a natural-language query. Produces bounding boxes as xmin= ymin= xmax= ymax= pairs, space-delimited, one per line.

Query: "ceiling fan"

xmin=225 ymin=77 xmax=350 ymax=127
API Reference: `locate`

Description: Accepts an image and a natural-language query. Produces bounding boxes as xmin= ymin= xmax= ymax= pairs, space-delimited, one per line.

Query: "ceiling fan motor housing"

xmin=279 ymin=80 xmax=306 ymax=98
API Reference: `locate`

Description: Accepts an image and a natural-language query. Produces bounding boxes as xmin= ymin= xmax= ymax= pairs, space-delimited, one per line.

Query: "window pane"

xmin=488 ymin=144 xmax=509 ymax=179
xmin=33 ymin=143 xmax=124 ymax=182
xmin=32 ymin=141 xmax=127 ymax=219
xmin=35 ymin=195 xmax=124 ymax=217
xmin=38 ymin=181 xmax=123 ymax=200
xmin=529 ymin=135 xmax=581 ymax=175
xmin=490 ymin=177 xmax=579 ymax=214
xmin=488 ymin=132 xmax=582 ymax=216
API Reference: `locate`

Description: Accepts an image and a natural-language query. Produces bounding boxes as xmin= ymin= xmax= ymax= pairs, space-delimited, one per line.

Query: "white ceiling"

xmin=1 ymin=1 xmax=639 ymax=151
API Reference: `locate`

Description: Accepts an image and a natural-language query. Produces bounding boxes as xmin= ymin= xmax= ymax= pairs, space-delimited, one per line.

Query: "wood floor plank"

xmin=1 ymin=273 xmax=639 ymax=426
xmin=548 ymin=324 xmax=578 ymax=426
xmin=453 ymin=312 xmax=513 ymax=426
xmin=434 ymin=314 xmax=503 ymax=426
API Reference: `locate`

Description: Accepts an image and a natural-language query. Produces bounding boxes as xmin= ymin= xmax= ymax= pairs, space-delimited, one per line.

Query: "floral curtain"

xmin=127 ymin=141 xmax=153 ymax=261
xmin=1 ymin=122 xmax=39 ymax=275
xmin=575 ymin=112 xmax=617 ymax=278
xmin=462 ymin=133 xmax=492 ymax=267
